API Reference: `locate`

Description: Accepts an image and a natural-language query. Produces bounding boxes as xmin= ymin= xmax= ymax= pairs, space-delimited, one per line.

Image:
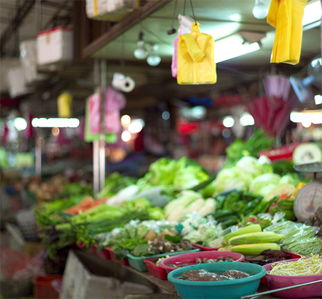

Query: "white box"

xmin=86 ymin=0 xmax=139 ymax=21
xmin=0 ymin=58 xmax=20 ymax=93
xmin=7 ymin=66 xmax=29 ymax=97
xmin=20 ymin=40 xmax=45 ymax=83
xmin=60 ymin=251 xmax=121 ymax=299
xmin=37 ymin=27 xmax=73 ymax=65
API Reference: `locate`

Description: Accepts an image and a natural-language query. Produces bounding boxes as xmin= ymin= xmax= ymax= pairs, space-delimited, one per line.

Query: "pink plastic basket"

xmin=159 ymin=251 xmax=245 ymax=274
xmin=264 ymin=258 xmax=322 ymax=298
xmin=193 ymin=244 xmax=219 ymax=251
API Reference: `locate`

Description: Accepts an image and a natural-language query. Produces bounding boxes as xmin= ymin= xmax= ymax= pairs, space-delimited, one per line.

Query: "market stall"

xmin=0 ymin=0 xmax=321 ymax=298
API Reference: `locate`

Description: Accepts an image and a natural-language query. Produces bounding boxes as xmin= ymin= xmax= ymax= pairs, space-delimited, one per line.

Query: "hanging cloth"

xmin=267 ymin=0 xmax=307 ymax=65
xmin=57 ymin=91 xmax=73 ymax=118
xmin=104 ymin=87 xmax=126 ymax=133
xmin=177 ymin=22 xmax=216 ymax=85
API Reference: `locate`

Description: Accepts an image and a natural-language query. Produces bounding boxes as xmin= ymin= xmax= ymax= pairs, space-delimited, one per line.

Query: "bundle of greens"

xmin=212 ymin=190 xmax=265 ymax=228
xmin=264 ymin=221 xmax=322 ymax=255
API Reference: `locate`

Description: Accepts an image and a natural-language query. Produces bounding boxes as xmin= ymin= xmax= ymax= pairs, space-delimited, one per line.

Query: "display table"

xmin=72 ymin=250 xmax=318 ymax=299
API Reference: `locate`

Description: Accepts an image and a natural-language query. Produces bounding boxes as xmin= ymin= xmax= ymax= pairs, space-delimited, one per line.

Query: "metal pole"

xmin=93 ymin=60 xmax=100 ymax=194
xmin=35 ymin=135 xmax=42 ymax=177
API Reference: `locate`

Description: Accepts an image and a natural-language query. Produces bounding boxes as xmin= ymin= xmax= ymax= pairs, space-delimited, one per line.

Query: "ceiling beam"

xmin=0 ymin=0 xmax=36 ymax=57
xmin=82 ymin=0 xmax=171 ymax=58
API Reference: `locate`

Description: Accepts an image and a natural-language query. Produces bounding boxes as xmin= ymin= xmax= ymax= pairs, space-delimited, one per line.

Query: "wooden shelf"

xmin=79 ymin=0 xmax=171 ymax=59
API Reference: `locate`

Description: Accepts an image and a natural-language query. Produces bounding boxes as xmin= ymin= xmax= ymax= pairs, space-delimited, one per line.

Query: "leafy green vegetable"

xmin=137 ymin=157 xmax=209 ymax=191
xmin=226 ymin=129 xmax=274 ymax=165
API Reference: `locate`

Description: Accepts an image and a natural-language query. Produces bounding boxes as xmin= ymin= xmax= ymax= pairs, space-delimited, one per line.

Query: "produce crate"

xmin=127 ymin=249 xmax=200 ymax=272
xmin=144 ymin=258 xmax=167 ymax=280
xmin=34 ymin=275 xmax=62 ymax=299
xmin=107 ymin=247 xmax=129 ymax=265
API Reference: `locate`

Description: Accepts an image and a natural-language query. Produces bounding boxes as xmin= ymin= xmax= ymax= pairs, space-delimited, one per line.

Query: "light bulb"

xmin=134 ymin=41 xmax=148 ymax=59
xmin=147 ymin=54 xmax=161 ymax=66
xmin=147 ymin=44 xmax=161 ymax=66
xmin=252 ymin=0 xmax=269 ymax=19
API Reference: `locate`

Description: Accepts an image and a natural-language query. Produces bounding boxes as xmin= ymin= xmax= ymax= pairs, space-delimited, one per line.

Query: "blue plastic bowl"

xmin=168 ymin=262 xmax=266 ymax=299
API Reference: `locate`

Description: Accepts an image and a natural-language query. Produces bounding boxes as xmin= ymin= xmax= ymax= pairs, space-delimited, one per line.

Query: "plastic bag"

xmin=177 ymin=22 xmax=216 ymax=85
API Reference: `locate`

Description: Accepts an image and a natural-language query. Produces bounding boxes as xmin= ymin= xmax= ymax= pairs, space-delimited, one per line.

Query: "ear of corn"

xmin=223 ymin=224 xmax=262 ymax=243
xmin=230 ymin=243 xmax=281 ymax=255
xmin=229 ymin=232 xmax=283 ymax=245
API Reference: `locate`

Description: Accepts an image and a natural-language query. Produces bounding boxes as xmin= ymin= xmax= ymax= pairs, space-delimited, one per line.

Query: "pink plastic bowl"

xmin=264 ymin=258 xmax=322 ymax=298
xmin=159 ymin=251 xmax=245 ymax=274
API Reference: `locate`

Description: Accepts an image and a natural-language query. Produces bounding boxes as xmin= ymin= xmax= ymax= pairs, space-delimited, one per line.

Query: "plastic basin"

xmin=264 ymin=258 xmax=322 ymax=298
xmin=168 ymin=262 xmax=265 ymax=299
xmin=127 ymin=248 xmax=199 ymax=272
xmin=160 ymin=251 xmax=245 ymax=274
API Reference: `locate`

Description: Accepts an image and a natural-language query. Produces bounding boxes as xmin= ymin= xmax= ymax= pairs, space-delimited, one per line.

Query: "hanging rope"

xmin=188 ymin=0 xmax=197 ymax=23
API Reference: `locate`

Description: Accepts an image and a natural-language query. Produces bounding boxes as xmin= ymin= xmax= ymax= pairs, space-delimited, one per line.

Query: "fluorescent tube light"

xmin=290 ymin=111 xmax=322 ymax=125
xmin=215 ymin=35 xmax=261 ymax=63
xmin=32 ymin=118 xmax=80 ymax=128
xmin=303 ymin=0 xmax=321 ymax=27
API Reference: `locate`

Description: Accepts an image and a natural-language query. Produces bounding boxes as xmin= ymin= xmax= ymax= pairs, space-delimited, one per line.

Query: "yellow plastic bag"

xmin=177 ymin=22 xmax=216 ymax=85
xmin=57 ymin=91 xmax=72 ymax=118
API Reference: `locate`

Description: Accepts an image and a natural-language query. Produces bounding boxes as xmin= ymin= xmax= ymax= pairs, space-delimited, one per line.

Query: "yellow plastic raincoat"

xmin=177 ymin=22 xmax=216 ymax=85
xmin=267 ymin=0 xmax=307 ymax=65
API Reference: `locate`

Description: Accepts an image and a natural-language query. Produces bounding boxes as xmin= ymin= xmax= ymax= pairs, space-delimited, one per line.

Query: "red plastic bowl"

xmin=96 ymin=247 xmax=111 ymax=260
xmin=193 ymin=244 xmax=219 ymax=251
xmin=144 ymin=258 xmax=168 ymax=280
xmin=159 ymin=251 xmax=245 ymax=274
xmin=264 ymin=258 xmax=322 ymax=298
xmin=106 ymin=247 xmax=129 ymax=265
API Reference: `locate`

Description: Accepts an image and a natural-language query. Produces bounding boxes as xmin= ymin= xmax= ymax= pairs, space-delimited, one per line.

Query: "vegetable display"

xmin=32 ymin=136 xmax=322 ymax=278
xmin=269 ymin=256 xmax=322 ymax=276
xmin=164 ymin=191 xmax=216 ymax=222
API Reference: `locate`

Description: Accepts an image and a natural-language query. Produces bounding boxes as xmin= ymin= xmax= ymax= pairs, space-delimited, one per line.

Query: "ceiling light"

xmin=121 ymin=130 xmax=131 ymax=142
xmin=128 ymin=119 xmax=145 ymax=133
xmin=216 ymin=34 xmax=261 ymax=63
xmin=147 ymin=44 xmax=161 ymax=66
xmin=162 ymin=111 xmax=170 ymax=120
xmin=134 ymin=31 xmax=148 ymax=59
xmin=240 ymin=113 xmax=255 ymax=126
xmin=32 ymin=118 xmax=79 ymax=128
xmin=290 ymin=110 xmax=322 ymax=125
xmin=121 ymin=115 xmax=131 ymax=127
xmin=223 ymin=116 xmax=235 ymax=128
xmin=252 ymin=0 xmax=270 ymax=19
xmin=303 ymin=0 xmax=321 ymax=27
xmin=14 ymin=117 xmax=27 ymax=131
xmin=229 ymin=13 xmax=241 ymax=22
xmin=314 ymin=95 xmax=322 ymax=105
